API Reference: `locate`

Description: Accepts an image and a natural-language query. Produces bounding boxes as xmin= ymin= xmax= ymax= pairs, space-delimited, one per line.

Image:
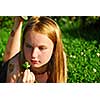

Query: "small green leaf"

xmin=22 ymin=61 xmax=30 ymax=69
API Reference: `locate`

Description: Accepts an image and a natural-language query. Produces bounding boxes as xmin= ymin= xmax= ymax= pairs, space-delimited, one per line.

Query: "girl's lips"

xmin=31 ymin=60 xmax=39 ymax=64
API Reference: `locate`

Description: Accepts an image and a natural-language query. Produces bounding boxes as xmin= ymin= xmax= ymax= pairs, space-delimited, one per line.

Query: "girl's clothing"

xmin=0 ymin=61 xmax=8 ymax=83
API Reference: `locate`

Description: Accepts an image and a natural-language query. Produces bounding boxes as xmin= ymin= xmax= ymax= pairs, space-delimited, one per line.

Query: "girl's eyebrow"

xmin=25 ymin=42 xmax=47 ymax=47
xmin=25 ymin=42 xmax=33 ymax=47
xmin=39 ymin=45 xmax=47 ymax=47
xmin=25 ymin=42 xmax=32 ymax=45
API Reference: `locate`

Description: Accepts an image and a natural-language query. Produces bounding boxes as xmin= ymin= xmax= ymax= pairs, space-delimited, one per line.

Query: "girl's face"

xmin=24 ymin=31 xmax=54 ymax=69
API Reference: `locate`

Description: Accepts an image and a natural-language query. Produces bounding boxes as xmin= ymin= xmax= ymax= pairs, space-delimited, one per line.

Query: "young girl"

xmin=1 ymin=16 xmax=67 ymax=83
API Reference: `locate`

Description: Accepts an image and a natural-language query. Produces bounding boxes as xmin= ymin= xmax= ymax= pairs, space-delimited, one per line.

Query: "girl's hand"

xmin=12 ymin=16 xmax=24 ymax=31
xmin=22 ymin=69 xmax=35 ymax=83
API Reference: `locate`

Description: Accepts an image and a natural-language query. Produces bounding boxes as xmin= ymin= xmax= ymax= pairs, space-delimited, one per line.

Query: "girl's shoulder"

xmin=8 ymin=52 xmax=20 ymax=65
xmin=0 ymin=52 xmax=21 ymax=83
xmin=6 ymin=52 xmax=22 ymax=82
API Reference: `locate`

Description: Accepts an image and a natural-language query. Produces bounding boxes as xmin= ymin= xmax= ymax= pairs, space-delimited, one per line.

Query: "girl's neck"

xmin=35 ymin=72 xmax=48 ymax=83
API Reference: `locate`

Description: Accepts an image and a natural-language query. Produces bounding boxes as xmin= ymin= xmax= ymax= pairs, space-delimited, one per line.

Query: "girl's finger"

xmin=22 ymin=69 xmax=33 ymax=83
xmin=22 ymin=69 xmax=28 ymax=83
xmin=27 ymin=70 xmax=35 ymax=83
xmin=27 ymin=69 xmax=32 ymax=83
xmin=30 ymin=72 xmax=35 ymax=83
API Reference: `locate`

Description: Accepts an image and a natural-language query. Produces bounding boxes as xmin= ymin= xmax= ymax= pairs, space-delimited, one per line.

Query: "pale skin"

xmin=7 ymin=32 xmax=54 ymax=83
xmin=24 ymin=31 xmax=54 ymax=68
xmin=3 ymin=17 xmax=23 ymax=62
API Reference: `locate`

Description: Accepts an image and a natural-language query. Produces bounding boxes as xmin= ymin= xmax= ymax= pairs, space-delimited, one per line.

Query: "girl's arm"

xmin=3 ymin=17 xmax=23 ymax=62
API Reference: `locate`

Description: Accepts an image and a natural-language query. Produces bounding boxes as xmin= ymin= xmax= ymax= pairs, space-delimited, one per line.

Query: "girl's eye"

xmin=39 ymin=46 xmax=47 ymax=50
xmin=26 ymin=44 xmax=32 ymax=48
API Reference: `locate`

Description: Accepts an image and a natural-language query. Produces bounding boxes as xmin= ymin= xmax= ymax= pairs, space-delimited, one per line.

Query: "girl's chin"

xmin=31 ymin=64 xmax=41 ymax=68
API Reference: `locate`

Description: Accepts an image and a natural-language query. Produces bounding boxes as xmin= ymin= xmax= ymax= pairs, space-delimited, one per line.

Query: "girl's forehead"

xmin=25 ymin=31 xmax=53 ymax=46
xmin=25 ymin=31 xmax=48 ymax=40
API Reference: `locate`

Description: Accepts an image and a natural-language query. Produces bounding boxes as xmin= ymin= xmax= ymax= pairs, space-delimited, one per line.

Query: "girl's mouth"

xmin=31 ymin=60 xmax=39 ymax=64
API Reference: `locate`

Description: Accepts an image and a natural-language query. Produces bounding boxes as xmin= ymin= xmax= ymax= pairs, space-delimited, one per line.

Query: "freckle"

xmin=11 ymin=30 xmax=15 ymax=37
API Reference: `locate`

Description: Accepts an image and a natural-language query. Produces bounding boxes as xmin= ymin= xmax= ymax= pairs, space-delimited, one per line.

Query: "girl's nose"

xmin=31 ymin=47 xmax=39 ymax=59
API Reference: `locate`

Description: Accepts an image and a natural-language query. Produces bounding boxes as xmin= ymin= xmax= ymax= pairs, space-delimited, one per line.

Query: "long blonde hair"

xmin=22 ymin=16 xmax=67 ymax=83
